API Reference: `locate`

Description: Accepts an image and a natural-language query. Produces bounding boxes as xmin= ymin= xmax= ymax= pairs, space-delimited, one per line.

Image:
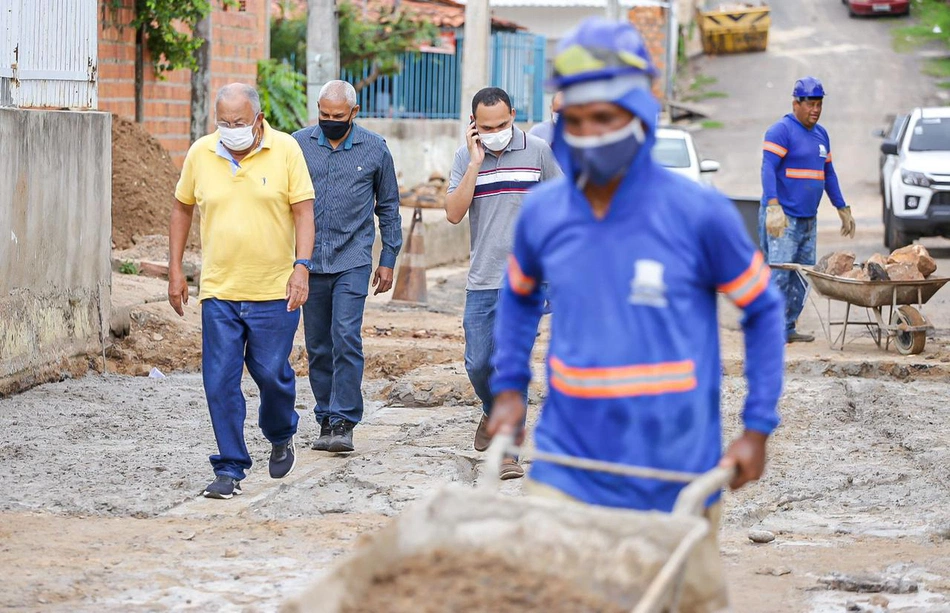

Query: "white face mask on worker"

xmin=479 ymin=127 xmax=513 ymax=152
xmin=219 ymin=124 xmax=255 ymax=151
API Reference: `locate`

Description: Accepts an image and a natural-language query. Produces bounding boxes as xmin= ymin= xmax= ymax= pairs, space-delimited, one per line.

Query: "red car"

xmin=843 ymin=0 xmax=910 ymax=17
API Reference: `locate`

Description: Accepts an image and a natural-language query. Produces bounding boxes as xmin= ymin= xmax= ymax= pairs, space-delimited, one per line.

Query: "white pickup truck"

xmin=881 ymin=106 xmax=950 ymax=249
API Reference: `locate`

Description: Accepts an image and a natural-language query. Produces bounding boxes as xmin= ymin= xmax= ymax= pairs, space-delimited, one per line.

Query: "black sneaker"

xmin=310 ymin=417 xmax=332 ymax=451
xmin=203 ymin=475 xmax=242 ymax=499
xmin=269 ymin=435 xmax=297 ymax=479
xmin=327 ymin=421 xmax=355 ymax=453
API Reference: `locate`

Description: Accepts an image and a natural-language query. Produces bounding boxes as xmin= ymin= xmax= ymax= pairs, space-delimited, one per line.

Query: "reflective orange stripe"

xmin=507 ymin=256 xmax=536 ymax=296
xmin=763 ymin=141 xmax=788 ymax=157
xmin=785 ymin=168 xmax=825 ymax=180
xmin=718 ymin=252 xmax=770 ymax=308
xmin=549 ymin=357 xmax=697 ymax=399
xmin=825 ymin=153 xmax=832 ymax=163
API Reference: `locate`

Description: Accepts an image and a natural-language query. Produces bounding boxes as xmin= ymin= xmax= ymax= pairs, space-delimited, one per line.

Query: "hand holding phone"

xmin=466 ymin=119 xmax=485 ymax=167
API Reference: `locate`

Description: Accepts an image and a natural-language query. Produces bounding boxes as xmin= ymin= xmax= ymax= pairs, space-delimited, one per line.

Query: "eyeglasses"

xmin=215 ymin=114 xmax=259 ymax=129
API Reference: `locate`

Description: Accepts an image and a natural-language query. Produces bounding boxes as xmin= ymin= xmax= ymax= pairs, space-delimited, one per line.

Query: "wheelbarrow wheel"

xmin=891 ymin=305 xmax=926 ymax=355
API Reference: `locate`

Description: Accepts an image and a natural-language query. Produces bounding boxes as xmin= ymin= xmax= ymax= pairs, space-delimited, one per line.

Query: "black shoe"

xmin=203 ymin=475 xmax=242 ymax=499
xmin=786 ymin=331 xmax=815 ymax=343
xmin=269 ymin=435 xmax=297 ymax=479
xmin=310 ymin=417 xmax=332 ymax=451
xmin=327 ymin=421 xmax=355 ymax=453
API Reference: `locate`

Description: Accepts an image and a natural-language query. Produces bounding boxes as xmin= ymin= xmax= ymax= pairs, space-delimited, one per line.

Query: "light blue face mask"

xmin=563 ymin=118 xmax=645 ymax=186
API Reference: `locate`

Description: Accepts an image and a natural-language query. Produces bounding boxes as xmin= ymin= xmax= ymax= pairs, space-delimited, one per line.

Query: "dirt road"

xmin=3 ymin=3 xmax=950 ymax=611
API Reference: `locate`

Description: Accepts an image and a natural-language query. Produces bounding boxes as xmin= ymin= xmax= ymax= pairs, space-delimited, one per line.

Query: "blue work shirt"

xmin=761 ymin=113 xmax=847 ymax=218
xmin=293 ymin=123 xmax=402 ymax=273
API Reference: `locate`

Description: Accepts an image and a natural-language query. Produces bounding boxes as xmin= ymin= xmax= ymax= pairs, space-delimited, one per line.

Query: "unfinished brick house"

xmin=97 ymin=0 xmax=270 ymax=166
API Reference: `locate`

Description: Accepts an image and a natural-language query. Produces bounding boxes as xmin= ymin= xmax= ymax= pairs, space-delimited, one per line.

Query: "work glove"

xmin=837 ymin=206 xmax=856 ymax=238
xmin=765 ymin=203 xmax=788 ymax=239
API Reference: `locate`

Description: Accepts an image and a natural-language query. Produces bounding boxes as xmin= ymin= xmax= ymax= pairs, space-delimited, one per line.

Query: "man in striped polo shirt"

xmin=293 ymin=80 xmax=402 ymax=454
xmin=445 ymin=86 xmax=561 ymax=479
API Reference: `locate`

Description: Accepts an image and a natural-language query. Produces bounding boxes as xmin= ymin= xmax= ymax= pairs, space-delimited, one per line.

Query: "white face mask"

xmin=479 ymin=127 xmax=513 ymax=152
xmin=219 ymin=123 xmax=256 ymax=151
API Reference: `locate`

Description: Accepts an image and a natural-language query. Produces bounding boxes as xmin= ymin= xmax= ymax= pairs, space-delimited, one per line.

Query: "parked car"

xmin=873 ymin=112 xmax=908 ymax=195
xmin=881 ymin=106 xmax=950 ymax=249
xmin=842 ymin=0 xmax=910 ymax=17
xmin=653 ymin=127 xmax=720 ymax=186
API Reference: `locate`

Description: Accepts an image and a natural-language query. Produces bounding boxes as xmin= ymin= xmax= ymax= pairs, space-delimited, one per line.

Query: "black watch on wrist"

xmin=293 ymin=258 xmax=312 ymax=272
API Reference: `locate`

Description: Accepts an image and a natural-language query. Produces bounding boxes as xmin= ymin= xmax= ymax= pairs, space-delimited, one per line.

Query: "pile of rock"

xmin=400 ymin=172 xmax=449 ymax=209
xmin=815 ymin=245 xmax=938 ymax=281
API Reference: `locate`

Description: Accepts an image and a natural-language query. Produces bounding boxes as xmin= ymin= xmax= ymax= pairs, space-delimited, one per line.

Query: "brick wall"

xmin=98 ymin=0 xmax=269 ymax=167
xmin=628 ymin=6 xmax=668 ymax=100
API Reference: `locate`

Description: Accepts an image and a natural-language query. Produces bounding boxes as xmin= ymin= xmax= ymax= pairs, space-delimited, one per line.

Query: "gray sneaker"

xmin=327 ymin=421 xmax=355 ymax=453
xmin=269 ymin=436 xmax=297 ymax=479
xmin=786 ymin=331 xmax=815 ymax=343
xmin=202 ymin=475 xmax=242 ymax=499
xmin=310 ymin=417 xmax=332 ymax=451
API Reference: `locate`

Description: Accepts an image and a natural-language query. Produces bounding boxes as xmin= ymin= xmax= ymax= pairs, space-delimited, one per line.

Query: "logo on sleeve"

xmin=629 ymin=260 xmax=668 ymax=308
xmin=818 ymin=144 xmax=828 ymax=159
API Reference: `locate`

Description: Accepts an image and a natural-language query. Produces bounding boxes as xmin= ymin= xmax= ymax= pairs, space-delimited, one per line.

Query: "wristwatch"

xmin=293 ymin=258 xmax=313 ymax=271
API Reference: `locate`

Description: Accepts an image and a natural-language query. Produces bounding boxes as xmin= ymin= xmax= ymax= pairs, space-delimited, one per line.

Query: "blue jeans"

xmin=302 ymin=265 xmax=372 ymax=426
xmin=759 ymin=207 xmax=816 ymax=334
xmin=463 ymin=289 xmax=528 ymax=420
xmin=201 ymin=298 xmax=300 ymax=480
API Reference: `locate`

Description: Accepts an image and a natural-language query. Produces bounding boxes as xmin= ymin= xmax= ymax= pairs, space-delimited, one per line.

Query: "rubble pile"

xmin=815 ymin=245 xmax=938 ymax=281
xmin=399 ymin=172 xmax=449 ymax=209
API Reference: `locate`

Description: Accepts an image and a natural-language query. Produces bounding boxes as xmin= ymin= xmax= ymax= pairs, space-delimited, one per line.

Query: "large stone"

xmin=885 ymin=262 xmax=924 ymax=281
xmin=888 ymin=244 xmax=937 ymax=278
xmin=842 ymin=267 xmax=870 ymax=281
xmin=866 ymin=262 xmax=889 ymax=281
xmin=815 ymin=251 xmax=856 ymax=276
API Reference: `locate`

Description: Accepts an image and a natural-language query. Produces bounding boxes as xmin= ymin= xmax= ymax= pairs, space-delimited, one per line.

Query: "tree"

xmin=270 ymin=1 xmax=440 ymax=93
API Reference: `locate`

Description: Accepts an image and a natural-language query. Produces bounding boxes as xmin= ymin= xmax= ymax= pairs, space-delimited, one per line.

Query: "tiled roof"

xmin=272 ymin=0 xmax=523 ymax=30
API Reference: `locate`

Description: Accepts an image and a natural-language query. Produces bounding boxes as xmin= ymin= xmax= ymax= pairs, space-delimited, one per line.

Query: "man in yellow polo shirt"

xmin=168 ymin=83 xmax=315 ymax=500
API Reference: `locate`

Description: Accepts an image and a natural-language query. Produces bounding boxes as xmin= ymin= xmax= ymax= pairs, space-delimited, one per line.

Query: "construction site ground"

xmin=4 ymin=1 xmax=950 ymax=611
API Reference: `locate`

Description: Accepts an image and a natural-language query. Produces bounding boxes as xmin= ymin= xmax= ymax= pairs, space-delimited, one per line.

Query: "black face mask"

xmin=319 ymin=117 xmax=352 ymax=140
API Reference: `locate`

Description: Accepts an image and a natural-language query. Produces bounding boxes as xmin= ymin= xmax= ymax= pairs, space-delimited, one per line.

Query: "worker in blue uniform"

xmin=761 ymin=76 xmax=856 ymax=343
xmin=484 ymin=18 xmax=786 ymax=610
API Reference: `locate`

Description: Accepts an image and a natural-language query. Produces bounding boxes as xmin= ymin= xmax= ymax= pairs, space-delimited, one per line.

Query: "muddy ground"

xmin=3 ymin=265 xmax=950 ymax=612
xmin=5 ymin=1 xmax=950 ymax=611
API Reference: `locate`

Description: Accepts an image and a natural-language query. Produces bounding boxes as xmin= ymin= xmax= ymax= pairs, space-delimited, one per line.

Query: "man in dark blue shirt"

xmin=293 ymin=80 xmax=402 ymax=453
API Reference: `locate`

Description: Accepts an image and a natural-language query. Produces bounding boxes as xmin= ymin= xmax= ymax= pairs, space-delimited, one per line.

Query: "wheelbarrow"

xmin=774 ymin=264 xmax=950 ymax=355
xmin=282 ymin=435 xmax=734 ymax=613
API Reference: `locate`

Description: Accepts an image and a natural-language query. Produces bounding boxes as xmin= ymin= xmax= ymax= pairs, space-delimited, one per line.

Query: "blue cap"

xmin=547 ymin=18 xmax=657 ymax=104
xmin=793 ymin=76 xmax=825 ymax=99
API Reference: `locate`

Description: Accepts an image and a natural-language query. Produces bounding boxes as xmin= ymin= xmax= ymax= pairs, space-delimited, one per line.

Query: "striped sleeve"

xmin=700 ymin=193 xmax=784 ymax=436
xmin=717 ymin=251 xmax=770 ymax=308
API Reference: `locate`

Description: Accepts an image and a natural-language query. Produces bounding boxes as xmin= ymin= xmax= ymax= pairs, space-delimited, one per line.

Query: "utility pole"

xmin=606 ymin=0 xmax=620 ymax=21
xmin=460 ymin=0 xmax=490 ymax=134
xmin=664 ymin=1 xmax=678 ymax=102
xmin=307 ymin=0 xmax=340 ymax=123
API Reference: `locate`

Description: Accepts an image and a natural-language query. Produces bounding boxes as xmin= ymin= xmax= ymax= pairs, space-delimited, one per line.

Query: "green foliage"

xmin=893 ymin=0 xmax=950 ymax=50
xmin=701 ymin=120 xmax=725 ymax=129
xmin=270 ymin=7 xmax=307 ymax=74
xmin=119 ymin=260 xmax=140 ymax=275
xmin=337 ymin=1 xmax=439 ymax=77
xmin=923 ymin=57 xmax=950 ymax=78
xmin=257 ymin=59 xmax=308 ymax=133
xmin=269 ymin=1 xmax=440 ymax=90
xmin=104 ymin=0 xmax=237 ymax=77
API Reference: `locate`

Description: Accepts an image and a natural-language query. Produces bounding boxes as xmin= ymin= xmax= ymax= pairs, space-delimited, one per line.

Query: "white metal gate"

xmin=0 ymin=0 xmax=98 ymax=109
